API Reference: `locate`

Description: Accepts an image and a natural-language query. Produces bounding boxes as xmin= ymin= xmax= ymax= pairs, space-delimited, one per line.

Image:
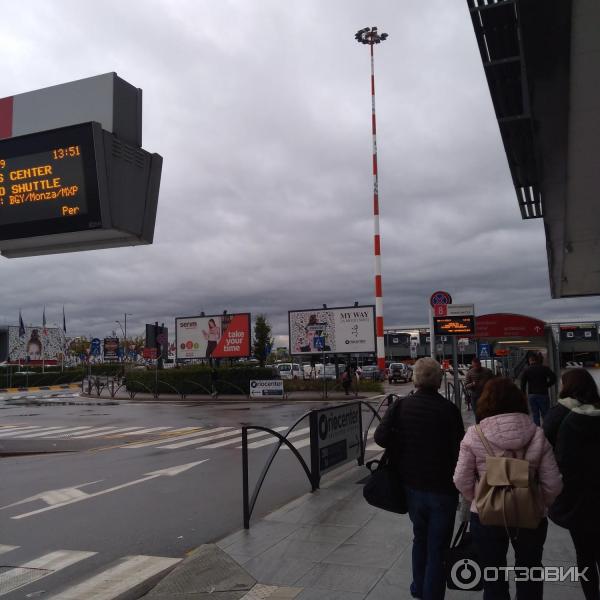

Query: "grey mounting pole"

xmin=429 ymin=307 xmax=435 ymax=359
xmin=452 ymin=337 xmax=460 ymax=409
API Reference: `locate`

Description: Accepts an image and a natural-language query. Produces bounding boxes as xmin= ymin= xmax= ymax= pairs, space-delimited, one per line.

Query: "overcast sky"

xmin=0 ymin=0 xmax=597 ymax=346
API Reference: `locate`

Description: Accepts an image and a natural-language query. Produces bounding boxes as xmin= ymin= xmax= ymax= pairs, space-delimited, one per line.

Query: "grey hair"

xmin=413 ymin=357 xmax=443 ymax=389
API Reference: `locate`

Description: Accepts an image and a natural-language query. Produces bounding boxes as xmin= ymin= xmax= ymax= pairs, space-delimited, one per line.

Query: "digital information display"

xmin=433 ymin=316 xmax=476 ymax=336
xmin=0 ymin=123 xmax=102 ymax=240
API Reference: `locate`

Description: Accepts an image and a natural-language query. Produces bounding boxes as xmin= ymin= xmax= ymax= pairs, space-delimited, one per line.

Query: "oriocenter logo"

xmin=179 ymin=321 xmax=197 ymax=329
xmin=318 ymin=410 xmax=359 ymax=441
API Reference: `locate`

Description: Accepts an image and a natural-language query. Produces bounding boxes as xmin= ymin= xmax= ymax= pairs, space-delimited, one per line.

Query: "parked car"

xmin=388 ymin=362 xmax=412 ymax=383
xmin=276 ymin=363 xmax=302 ymax=380
xmin=360 ymin=365 xmax=384 ymax=381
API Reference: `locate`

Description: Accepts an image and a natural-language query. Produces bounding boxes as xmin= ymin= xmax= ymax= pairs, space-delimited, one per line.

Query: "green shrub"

xmin=0 ymin=369 xmax=84 ymax=388
xmin=124 ymin=366 xmax=278 ymax=395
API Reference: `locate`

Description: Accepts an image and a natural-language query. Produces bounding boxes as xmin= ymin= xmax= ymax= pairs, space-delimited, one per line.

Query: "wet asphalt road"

xmin=0 ymin=386 xmax=410 ymax=598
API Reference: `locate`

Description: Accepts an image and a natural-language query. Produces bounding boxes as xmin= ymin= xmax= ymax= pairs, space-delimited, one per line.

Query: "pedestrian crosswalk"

xmin=0 ymin=423 xmax=383 ymax=453
xmin=0 ymin=543 xmax=180 ymax=598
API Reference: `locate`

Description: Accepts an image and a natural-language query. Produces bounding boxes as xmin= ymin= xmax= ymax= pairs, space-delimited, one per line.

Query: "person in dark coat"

xmin=375 ymin=357 xmax=464 ymax=600
xmin=543 ymin=368 xmax=600 ymax=600
xmin=521 ymin=353 xmax=556 ymax=426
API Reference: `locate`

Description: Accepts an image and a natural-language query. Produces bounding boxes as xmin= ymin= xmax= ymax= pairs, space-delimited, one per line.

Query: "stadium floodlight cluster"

xmin=354 ymin=27 xmax=389 ymax=45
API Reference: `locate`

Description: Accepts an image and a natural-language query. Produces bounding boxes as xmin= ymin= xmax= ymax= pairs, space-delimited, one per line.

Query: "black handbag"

xmin=445 ymin=521 xmax=483 ymax=591
xmin=363 ymin=396 xmax=407 ymax=514
xmin=362 ymin=450 xmax=407 ymax=514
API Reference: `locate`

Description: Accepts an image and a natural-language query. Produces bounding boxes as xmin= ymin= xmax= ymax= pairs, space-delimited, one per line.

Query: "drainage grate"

xmin=0 ymin=566 xmax=51 ymax=594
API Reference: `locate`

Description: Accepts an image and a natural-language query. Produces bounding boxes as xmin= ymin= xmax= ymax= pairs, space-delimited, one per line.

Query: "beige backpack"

xmin=474 ymin=426 xmax=543 ymax=533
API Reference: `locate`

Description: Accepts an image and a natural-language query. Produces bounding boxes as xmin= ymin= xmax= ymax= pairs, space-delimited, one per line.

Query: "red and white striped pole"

xmin=356 ymin=27 xmax=388 ymax=373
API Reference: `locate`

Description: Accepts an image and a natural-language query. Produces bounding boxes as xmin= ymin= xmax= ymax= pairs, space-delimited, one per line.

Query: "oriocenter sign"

xmin=249 ymin=380 xmax=284 ymax=398
xmin=310 ymin=403 xmax=362 ymax=484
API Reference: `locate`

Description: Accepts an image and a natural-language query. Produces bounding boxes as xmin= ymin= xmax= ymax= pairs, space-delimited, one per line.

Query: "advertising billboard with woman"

xmin=175 ymin=313 xmax=251 ymax=360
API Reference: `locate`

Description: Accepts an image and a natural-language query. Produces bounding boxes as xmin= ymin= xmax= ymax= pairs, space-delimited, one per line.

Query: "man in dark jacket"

xmin=520 ymin=353 xmax=556 ymax=425
xmin=375 ymin=357 xmax=464 ymax=600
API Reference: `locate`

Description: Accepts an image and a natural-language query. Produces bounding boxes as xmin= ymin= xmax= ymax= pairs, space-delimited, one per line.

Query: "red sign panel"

xmin=475 ymin=314 xmax=546 ymax=338
xmin=434 ymin=305 xmax=447 ymax=317
xmin=143 ymin=347 xmax=157 ymax=359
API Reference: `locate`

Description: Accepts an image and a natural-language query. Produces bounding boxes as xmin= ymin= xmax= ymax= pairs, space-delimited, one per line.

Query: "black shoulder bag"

xmin=362 ymin=397 xmax=407 ymax=514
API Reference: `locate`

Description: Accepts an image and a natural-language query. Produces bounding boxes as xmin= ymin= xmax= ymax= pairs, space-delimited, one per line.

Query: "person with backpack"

xmin=543 ymin=368 xmax=600 ymax=600
xmin=453 ymin=377 xmax=562 ymax=600
xmin=375 ymin=357 xmax=464 ymax=600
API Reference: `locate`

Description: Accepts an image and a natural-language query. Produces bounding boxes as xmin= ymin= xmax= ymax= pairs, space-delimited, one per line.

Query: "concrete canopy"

xmin=467 ymin=0 xmax=600 ymax=298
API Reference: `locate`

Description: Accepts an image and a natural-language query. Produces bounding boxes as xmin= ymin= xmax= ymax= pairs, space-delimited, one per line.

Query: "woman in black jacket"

xmin=543 ymin=368 xmax=600 ymax=600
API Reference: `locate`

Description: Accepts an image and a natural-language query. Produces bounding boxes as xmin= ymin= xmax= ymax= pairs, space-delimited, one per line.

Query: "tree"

xmin=253 ymin=315 xmax=274 ymax=367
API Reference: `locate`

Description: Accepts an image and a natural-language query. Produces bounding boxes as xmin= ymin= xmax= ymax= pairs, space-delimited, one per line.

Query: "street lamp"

xmin=355 ymin=26 xmax=388 ymax=373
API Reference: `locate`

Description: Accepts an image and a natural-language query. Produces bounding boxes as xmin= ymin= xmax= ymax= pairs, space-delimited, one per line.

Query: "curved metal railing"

xmin=242 ymin=396 xmax=396 ymax=529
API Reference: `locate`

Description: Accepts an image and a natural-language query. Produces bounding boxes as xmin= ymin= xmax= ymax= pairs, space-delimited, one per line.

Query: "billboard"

xmin=289 ymin=305 xmax=376 ymax=355
xmin=8 ymin=326 xmax=66 ymax=363
xmin=175 ymin=313 xmax=251 ymax=360
xmin=145 ymin=324 xmax=168 ymax=359
xmin=103 ymin=337 xmax=119 ymax=360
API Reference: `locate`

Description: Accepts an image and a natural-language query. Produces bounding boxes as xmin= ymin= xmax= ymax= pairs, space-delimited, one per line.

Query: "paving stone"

xmin=296 ymin=587 xmax=366 ymax=600
xmin=295 ymin=563 xmax=386 ymax=594
xmin=242 ymin=554 xmax=316 ymax=587
xmin=288 ymin=524 xmax=358 ymax=545
xmin=322 ymin=541 xmax=398 ymax=569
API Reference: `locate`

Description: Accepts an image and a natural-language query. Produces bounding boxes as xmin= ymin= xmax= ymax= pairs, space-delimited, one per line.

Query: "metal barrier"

xmin=446 ymin=379 xmax=466 ymax=408
xmin=242 ymin=395 xmax=393 ymax=529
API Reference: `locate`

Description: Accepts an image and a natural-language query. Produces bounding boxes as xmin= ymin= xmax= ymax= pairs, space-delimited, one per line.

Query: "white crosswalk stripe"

xmin=0 ymin=426 xmax=43 ymax=437
xmin=69 ymin=426 xmax=147 ymax=438
xmin=123 ymin=427 xmax=213 ymax=448
xmin=241 ymin=426 xmax=311 ymax=449
xmin=15 ymin=426 xmax=95 ymax=439
xmin=0 ymin=544 xmax=18 ymax=555
xmin=46 ymin=554 xmax=181 ymax=599
xmin=0 ymin=422 xmax=378 ymax=452
xmin=0 ymin=550 xmax=96 ymax=596
xmin=201 ymin=426 xmax=288 ymax=449
xmin=158 ymin=427 xmax=240 ymax=450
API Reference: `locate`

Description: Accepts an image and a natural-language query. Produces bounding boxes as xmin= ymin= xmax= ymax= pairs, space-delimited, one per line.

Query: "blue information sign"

xmin=90 ymin=338 xmax=101 ymax=356
xmin=478 ymin=342 xmax=491 ymax=359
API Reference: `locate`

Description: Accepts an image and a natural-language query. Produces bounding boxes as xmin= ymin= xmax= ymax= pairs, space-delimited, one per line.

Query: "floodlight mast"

xmin=355 ymin=27 xmax=388 ymax=373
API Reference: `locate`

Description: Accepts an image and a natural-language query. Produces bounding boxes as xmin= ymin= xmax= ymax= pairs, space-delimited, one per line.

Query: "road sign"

xmin=250 ymin=379 xmax=284 ymax=398
xmin=430 ymin=291 xmax=452 ymax=307
xmin=447 ymin=304 xmax=474 ymax=316
xmin=90 ymin=338 xmax=101 ymax=356
xmin=478 ymin=343 xmax=491 ymax=359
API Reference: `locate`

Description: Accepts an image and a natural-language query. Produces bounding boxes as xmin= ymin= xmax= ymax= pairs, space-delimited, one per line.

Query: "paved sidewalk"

xmin=142 ymin=434 xmax=584 ymax=599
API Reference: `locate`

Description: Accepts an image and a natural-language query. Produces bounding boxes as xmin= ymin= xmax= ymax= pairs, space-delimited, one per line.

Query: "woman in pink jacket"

xmin=453 ymin=378 xmax=562 ymax=600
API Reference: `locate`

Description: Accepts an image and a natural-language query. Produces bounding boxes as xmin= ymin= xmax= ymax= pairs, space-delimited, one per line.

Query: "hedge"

xmin=124 ymin=366 xmax=277 ymax=395
xmin=123 ymin=366 xmax=384 ymax=396
xmin=0 ymin=369 xmax=85 ymax=388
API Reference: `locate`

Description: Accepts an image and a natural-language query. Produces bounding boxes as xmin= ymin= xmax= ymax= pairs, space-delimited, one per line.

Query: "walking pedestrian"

xmin=341 ymin=365 xmax=352 ymax=395
xmin=454 ymin=377 xmax=562 ymax=600
xmin=375 ymin=357 xmax=464 ymax=600
xmin=543 ymin=368 xmax=600 ymax=600
xmin=464 ymin=357 xmax=493 ymax=422
xmin=520 ymin=353 xmax=556 ymax=426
